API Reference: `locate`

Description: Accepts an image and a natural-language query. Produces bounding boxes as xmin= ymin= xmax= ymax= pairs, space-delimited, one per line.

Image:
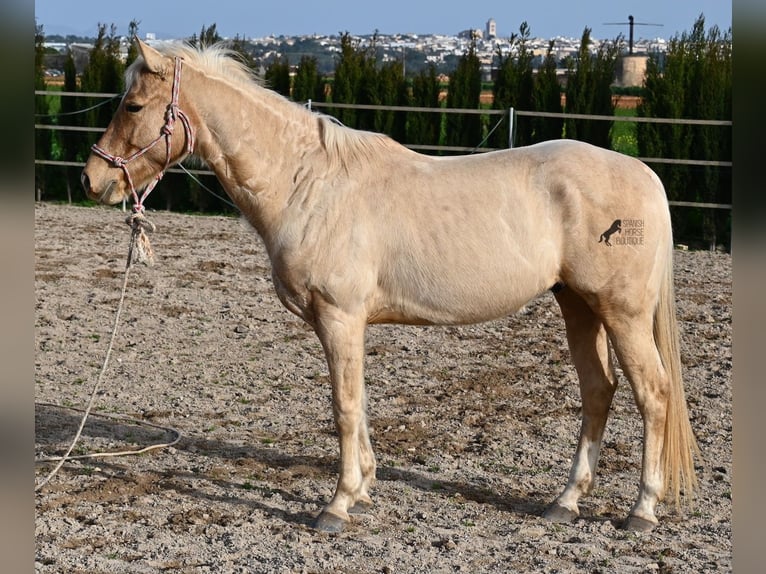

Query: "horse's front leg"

xmin=312 ymin=303 xmax=374 ymax=532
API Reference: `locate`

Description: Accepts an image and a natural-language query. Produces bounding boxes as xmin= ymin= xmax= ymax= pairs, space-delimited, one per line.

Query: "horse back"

xmin=366 ymin=140 xmax=670 ymax=323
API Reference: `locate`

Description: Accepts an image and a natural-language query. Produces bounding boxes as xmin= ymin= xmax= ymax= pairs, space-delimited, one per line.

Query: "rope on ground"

xmin=35 ymin=212 xmax=178 ymax=491
xmin=35 ymin=402 xmax=181 ymax=462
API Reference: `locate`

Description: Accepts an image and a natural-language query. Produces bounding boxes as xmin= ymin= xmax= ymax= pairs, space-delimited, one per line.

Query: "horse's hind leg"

xmin=605 ymin=313 xmax=670 ymax=531
xmin=544 ymin=288 xmax=618 ymax=523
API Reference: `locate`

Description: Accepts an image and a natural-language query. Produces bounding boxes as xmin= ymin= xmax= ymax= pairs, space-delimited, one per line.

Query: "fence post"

xmin=508 ymin=107 xmax=515 ymax=149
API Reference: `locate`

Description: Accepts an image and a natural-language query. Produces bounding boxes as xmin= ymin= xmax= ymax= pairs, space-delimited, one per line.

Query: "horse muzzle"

xmin=81 ymin=170 xmax=124 ymax=205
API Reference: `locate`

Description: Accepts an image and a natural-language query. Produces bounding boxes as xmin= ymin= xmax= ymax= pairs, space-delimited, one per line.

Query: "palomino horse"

xmin=82 ymin=40 xmax=699 ymax=533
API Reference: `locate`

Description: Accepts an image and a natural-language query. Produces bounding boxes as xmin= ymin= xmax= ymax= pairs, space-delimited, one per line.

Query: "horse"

xmin=81 ymin=40 xmax=699 ymax=533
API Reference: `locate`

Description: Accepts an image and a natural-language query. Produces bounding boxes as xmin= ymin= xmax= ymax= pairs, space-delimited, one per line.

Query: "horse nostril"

xmin=80 ymin=171 xmax=90 ymax=192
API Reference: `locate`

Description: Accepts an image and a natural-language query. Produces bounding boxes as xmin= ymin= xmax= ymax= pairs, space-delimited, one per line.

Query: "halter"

xmin=91 ymin=56 xmax=195 ymax=213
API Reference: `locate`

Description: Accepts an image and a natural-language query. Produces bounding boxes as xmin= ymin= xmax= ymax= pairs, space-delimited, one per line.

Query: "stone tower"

xmin=486 ymin=18 xmax=497 ymax=39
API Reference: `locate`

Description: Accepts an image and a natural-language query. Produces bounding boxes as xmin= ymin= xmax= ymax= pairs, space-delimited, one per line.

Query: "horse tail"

xmin=654 ymin=240 xmax=700 ymax=508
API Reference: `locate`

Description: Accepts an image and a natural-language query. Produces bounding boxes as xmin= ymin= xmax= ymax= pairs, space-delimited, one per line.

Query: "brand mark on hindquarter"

xmin=598 ymin=218 xmax=644 ymax=247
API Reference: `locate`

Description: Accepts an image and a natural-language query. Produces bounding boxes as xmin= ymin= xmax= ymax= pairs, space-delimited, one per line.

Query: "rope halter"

xmin=91 ymin=56 xmax=195 ymax=213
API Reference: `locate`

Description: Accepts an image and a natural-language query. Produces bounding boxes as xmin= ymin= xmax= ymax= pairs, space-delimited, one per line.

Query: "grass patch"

xmin=611 ymin=107 xmax=639 ymax=157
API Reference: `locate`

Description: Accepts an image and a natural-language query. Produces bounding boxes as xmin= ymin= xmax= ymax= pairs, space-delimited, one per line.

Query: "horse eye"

xmin=125 ymin=103 xmax=143 ymax=113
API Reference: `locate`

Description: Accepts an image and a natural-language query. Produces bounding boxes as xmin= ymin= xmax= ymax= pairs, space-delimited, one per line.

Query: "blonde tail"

xmin=654 ymin=243 xmax=701 ymax=508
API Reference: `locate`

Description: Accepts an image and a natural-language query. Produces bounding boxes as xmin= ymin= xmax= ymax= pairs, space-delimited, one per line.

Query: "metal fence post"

xmin=508 ymin=107 xmax=514 ymax=149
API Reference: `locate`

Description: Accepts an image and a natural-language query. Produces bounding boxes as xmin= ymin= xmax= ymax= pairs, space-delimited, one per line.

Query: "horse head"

xmin=81 ymin=39 xmax=195 ymax=209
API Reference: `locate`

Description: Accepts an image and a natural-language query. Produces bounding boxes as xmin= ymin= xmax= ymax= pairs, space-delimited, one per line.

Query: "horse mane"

xmin=127 ymin=42 xmax=402 ymax=171
xmin=316 ymin=116 xmax=402 ymax=172
xmin=126 ymin=41 xmax=259 ymax=90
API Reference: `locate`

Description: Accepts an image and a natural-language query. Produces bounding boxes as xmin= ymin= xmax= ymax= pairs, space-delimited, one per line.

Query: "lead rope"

xmin=37 ymin=57 xmax=193 ymax=490
xmin=35 ymin=213 xmax=178 ymax=491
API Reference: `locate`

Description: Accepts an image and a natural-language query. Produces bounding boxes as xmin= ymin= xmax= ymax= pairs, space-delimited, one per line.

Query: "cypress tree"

xmin=639 ymin=29 xmax=693 ymax=243
xmin=532 ymin=40 xmax=563 ymax=142
xmin=265 ymin=58 xmax=291 ymax=97
xmin=687 ymin=18 xmax=731 ymax=248
xmin=564 ymin=27 xmax=621 ymax=148
xmin=126 ymin=20 xmax=140 ymax=67
xmin=197 ymin=23 xmax=222 ymax=47
xmin=292 ymin=56 xmax=324 ymax=104
xmin=408 ymin=64 xmax=442 ymax=150
xmin=331 ymin=32 xmax=363 ymax=127
xmin=34 ymin=24 xmax=52 ymax=201
xmin=76 ymin=25 xmax=114 ymax=201
xmin=375 ymin=60 xmax=407 ymax=141
xmin=392 ymin=64 xmax=410 ymax=143
xmin=80 ymin=24 xmax=106 ymax=92
xmin=59 ymin=49 xmax=82 ymax=202
xmin=354 ymin=40 xmax=379 ymax=132
xmin=100 ymin=24 xmax=124 ymax=125
xmin=78 ymin=24 xmax=124 ymax=175
xmin=637 ymin=15 xmax=731 ymax=248
xmin=228 ymin=34 xmax=257 ymax=69
xmin=445 ymin=38 xmax=482 ymax=150
xmin=490 ymin=22 xmax=534 ymax=148
xmin=80 ymin=24 xmax=108 ymax=140
xmin=329 ymin=32 xmax=380 ymax=130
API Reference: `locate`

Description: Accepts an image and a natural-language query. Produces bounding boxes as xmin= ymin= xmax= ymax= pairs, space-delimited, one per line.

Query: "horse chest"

xmin=270 ymin=269 xmax=316 ymax=324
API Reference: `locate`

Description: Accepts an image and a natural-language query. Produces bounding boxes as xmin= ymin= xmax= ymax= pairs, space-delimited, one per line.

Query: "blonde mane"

xmin=126 ymin=42 xmax=404 ymax=171
xmin=126 ymin=41 xmax=258 ymax=91
xmin=317 ymin=116 xmax=403 ymax=172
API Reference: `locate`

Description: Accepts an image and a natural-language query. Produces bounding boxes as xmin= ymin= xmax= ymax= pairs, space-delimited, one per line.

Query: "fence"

xmin=35 ymin=90 xmax=733 ymax=211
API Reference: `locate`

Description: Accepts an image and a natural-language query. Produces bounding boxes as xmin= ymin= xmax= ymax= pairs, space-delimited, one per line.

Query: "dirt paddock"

xmin=35 ymin=203 xmax=731 ymax=573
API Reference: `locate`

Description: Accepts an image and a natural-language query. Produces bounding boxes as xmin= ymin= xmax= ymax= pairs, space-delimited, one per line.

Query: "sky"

xmin=35 ymin=0 xmax=731 ymax=42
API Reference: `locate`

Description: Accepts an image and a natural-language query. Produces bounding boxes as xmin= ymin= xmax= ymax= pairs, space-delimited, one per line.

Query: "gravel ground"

xmin=35 ymin=203 xmax=731 ymax=573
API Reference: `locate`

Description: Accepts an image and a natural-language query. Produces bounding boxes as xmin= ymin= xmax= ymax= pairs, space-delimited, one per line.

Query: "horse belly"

xmin=373 ymin=239 xmax=560 ymax=325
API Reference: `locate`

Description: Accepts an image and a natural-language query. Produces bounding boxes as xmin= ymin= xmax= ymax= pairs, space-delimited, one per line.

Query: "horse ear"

xmin=136 ymin=38 xmax=170 ymax=75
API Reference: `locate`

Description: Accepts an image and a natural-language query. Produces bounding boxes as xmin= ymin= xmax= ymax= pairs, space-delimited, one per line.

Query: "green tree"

xmin=80 ymin=24 xmax=107 ymax=102
xmin=330 ymin=32 xmax=378 ymax=129
xmin=490 ymin=22 xmax=534 ymax=148
xmin=532 ymin=40 xmax=563 ymax=142
xmin=374 ymin=59 xmax=407 ymax=141
xmin=101 ymin=24 xmax=124 ymax=122
xmin=265 ymin=58 xmax=291 ymax=96
xmin=196 ymin=23 xmax=222 ymax=47
xmin=58 ymin=49 xmax=83 ymax=202
xmin=292 ymin=56 xmax=325 ymax=104
xmin=353 ymin=32 xmax=380 ymax=132
xmin=228 ymin=34 xmax=257 ymax=69
xmin=80 ymin=24 xmax=124 ymax=135
xmin=126 ymin=19 xmax=140 ymax=66
xmin=445 ymin=38 xmax=482 ymax=150
xmin=637 ymin=15 xmax=732 ymax=249
xmin=330 ymin=32 xmax=362 ymax=126
xmin=35 ymin=24 xmax=52 ymax=201
xmin=408 ymin=64 xmax=443 ymax=149
xmin=564 ymin=27 xmax=622 ymax=148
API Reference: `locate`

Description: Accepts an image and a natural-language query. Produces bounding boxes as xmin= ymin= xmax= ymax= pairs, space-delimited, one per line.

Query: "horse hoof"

xmin=622 ymin=515 xmax=657 ymax=532
xmin=543 ymin=502 xmax=579 ymax=523
xmin=314 ymin=511 xmax=348 ymax=533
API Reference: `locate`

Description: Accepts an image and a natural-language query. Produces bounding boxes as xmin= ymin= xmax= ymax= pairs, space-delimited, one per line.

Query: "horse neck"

xmin=185 ymin=70 xmax=320 ymax=239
